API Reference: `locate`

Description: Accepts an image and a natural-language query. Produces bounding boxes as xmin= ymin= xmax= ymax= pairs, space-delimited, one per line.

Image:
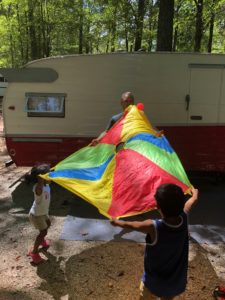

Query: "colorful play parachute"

xmin=43 ymin=105 xmax=191 ymax=219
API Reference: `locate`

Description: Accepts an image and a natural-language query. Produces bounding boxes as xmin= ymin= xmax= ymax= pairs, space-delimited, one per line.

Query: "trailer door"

xmin=188 ymin=65 xmax=223 ymax=124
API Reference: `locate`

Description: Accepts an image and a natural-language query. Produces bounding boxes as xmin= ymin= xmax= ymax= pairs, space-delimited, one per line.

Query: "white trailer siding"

xmin=3 ymin=53 xmax=225 ymax=137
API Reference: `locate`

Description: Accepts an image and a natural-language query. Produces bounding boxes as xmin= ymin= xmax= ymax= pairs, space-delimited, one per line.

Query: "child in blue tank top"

xmin=111 ymin=184 xmax=198 ymax=300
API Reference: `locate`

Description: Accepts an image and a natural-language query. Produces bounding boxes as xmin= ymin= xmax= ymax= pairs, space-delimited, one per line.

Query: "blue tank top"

xmin=142 ymin=212 xmax=188 ymax=298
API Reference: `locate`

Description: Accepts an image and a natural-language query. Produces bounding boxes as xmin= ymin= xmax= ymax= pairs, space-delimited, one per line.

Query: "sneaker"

xmin=28 ymin=251 xmax=44 ymax=264
xmin=213 ymin=286 xmax=225 ymax=300
xmin=41 ymin=239 xmax=50 ymax=249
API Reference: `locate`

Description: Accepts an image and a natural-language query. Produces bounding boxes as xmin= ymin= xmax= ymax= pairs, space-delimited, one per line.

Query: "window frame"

xmin=25 ymin=92 xmax=66 ymax=118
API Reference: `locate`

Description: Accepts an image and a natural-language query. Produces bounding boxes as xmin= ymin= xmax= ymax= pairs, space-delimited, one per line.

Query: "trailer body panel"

xmin=1 ymin=53 xmax=225 ymax=170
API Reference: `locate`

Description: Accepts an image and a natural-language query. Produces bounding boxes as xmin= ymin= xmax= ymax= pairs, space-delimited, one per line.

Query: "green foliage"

xmin=0 ymin=0 xmax=224 ymax=67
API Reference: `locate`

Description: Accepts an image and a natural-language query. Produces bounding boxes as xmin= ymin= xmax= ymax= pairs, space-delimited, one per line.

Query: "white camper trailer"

xmin=1 ymin=52 xmax=225 ymax=171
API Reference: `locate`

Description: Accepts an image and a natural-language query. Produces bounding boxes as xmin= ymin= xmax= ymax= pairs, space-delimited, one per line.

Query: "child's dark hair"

xmin=155 ymin=184 xmax=185 ymax=217
xmin=25 ymin=164 xmax=50 ymax=184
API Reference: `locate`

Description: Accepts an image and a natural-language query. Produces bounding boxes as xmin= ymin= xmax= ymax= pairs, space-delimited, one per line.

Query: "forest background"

xmin=0 ymin=0 xmax=224 ymax=68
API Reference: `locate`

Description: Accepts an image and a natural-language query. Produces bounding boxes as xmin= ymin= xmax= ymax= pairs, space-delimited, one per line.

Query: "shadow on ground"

xmin=34 ymin=241 xmax=219 ymax=300
xmin=188 ymin=173 xmax=225 ymax=227
xmin=0 ymin=289 xmax=33 ymax=300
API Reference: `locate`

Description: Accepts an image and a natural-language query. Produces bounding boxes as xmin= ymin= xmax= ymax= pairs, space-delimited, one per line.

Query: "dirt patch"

xmin=0 ymin=133 xmax=225 ymax=300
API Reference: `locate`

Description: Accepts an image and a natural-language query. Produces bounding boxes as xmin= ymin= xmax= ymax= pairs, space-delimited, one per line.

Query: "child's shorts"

xmin=29 ymin=214 xmax=50 ymax=231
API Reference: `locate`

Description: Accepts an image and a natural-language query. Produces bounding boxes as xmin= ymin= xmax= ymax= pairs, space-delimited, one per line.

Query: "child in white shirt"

xmin=27 ymin=164 xmax=51 ymax=264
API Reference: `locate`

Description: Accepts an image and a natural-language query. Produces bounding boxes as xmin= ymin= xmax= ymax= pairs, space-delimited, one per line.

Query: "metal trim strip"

xmin=12 ymin=138 xmax=63 ymax=143
xmin=189 ymin=64 xmax=225 ymax=69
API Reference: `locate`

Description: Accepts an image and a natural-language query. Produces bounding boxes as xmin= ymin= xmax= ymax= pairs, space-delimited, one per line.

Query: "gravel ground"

xmin=0 ymin=131 xmax=225 ymax=300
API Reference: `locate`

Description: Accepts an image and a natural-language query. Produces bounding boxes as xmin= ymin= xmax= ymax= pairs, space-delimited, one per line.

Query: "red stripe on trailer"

xmin=5 ymin=125 xmax=225 ymax=171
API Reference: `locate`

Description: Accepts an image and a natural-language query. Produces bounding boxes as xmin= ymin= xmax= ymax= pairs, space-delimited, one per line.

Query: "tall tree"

xmin=110 ymin=2 xmax=118 ymax=52
xmin=156 ymin=0 xmax=174 ymax=51
xmin=172 ymin=0 xmax=183 ymax=51
xmin=146 ymin=0 xmax=157 ymax=51
xmin=39 ymin=0 xmax=52 ymax=57
xmin=134 ymin=0 xmax=146 ymax=51
xmin=27 ymin=0 xmax=38 ymax=60
xmin=78 ymin=0 xmax=84 ymax=54
xmin=122 ymin=1 xmax=130 ymax=52
xmin=207 ymin=0 xmax=215 ymax=53
xmin=194 ymin=0 xmax=204 ymax=52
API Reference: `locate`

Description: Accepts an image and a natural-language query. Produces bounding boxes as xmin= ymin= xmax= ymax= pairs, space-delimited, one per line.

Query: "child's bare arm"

xmin=111 ymin=218 xmax=154 ymax=235
xmin=184 ymin=187 xmax=199 ymax=214
xmin=35 ymin=177 xmax=44 ymax=196
xmin=90 ymin=131 xmax=107 ymax=146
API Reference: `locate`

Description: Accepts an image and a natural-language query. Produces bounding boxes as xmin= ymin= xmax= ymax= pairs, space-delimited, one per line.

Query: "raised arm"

xmin=184 ymin=187 xmax=199 ymax=214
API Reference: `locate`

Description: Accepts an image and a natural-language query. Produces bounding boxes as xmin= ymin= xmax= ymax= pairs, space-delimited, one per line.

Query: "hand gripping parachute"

xmin=42 ymin=104 xmax=191 ymax=219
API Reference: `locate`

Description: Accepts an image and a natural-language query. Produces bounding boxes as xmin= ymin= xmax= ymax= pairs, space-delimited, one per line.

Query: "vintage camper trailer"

xmin=1 ymin=52 xmax=225 ymax=171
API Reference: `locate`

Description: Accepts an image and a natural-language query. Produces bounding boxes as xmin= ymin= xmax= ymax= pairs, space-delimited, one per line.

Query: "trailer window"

xmin=25 ymin=93 xmax=66 ymax=117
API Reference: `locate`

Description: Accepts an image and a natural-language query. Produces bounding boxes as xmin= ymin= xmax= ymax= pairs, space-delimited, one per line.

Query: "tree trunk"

xmin=40 ymin=1 xmax=51 ymax=57
xmin=78 ymin=0 xmax=83 ymax=54
xmin=27 ymin=0 xmax=38 ymax=60
xmin=110 ymin=21 xmax=116 ymax=52
xmin=24 ymin=12 xmax=29 ymax=63
xmin=36 ymin=2 xmax=42 ymax=58
xmin=130 ymin=43 xmax=133 ymax=52
xmin=110 ymin=4 xmax=118 ymax=53
xmin=172 ymin=26 xmax=178 ymax=51
xmin=194 ymin=0 xmax=204 ymax=52
xmin=9 ymin=33 xmax=15 ymax=67
xmin=147 ymin=0 xmax=154 ymax=52
xmin=122 ymin=1 xmax=129 ymax=51
xmin=85 ymin=23 xmax=90 ymax=54
xmin=125 ymin=26 xmax=129 ymax=52
xmin=134 ymin=0 xmax=145 ymax=51
xmin=172 ymin=1 xmax=182 ymax=52
xmin=16 ymin=5 xmax=25 ymax=64
xmin=207 ymin=0 xmax=215 ymax=53
xmin=124 ymin=14 xmax=129 ymax=52
xmin=156 ymin=0 xmax=174 ymax=51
